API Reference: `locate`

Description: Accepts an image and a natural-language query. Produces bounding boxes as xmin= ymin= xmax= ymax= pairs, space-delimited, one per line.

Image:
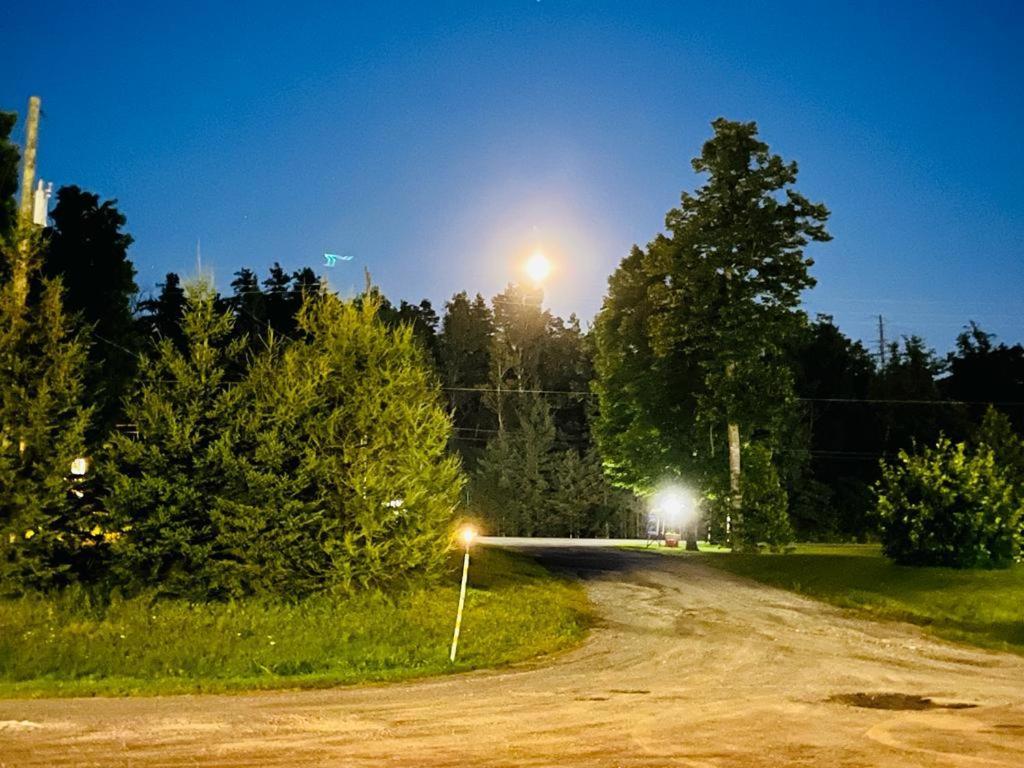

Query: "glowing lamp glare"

xmin=525 ymin=252 xmax=552 ymax=283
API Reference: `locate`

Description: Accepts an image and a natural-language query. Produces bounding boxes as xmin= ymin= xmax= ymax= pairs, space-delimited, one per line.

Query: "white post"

xmin=449 ymin=547 xmax=470 ymax=663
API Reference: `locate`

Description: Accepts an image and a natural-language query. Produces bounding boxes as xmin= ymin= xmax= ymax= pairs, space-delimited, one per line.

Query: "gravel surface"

xmin=2 ymin=544 xmax=1022 ymax=767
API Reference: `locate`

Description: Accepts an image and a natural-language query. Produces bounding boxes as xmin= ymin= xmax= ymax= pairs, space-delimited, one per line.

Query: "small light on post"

xmin=70 ymin=457 xmax=90 ymax=477
xmin=450 ymin=526 xmax=477 ymax=663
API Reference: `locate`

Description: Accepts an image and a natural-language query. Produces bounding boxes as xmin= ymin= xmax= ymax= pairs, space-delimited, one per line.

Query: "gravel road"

xmin=2 ymin=544 xmax=1022 ymax=767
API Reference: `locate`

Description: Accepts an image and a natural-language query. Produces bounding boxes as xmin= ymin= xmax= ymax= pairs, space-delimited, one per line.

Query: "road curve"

xmin=2 ymin=544 xmax=1022 ymax=767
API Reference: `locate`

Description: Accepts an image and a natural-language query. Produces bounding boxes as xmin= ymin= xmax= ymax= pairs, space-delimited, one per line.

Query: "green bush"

xmin=876 ymin=437 xmax=1023 ymax=568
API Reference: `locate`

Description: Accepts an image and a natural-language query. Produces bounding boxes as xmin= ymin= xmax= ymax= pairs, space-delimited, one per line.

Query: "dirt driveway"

xmin=2 ymin=545 xmax=1022 ymax=767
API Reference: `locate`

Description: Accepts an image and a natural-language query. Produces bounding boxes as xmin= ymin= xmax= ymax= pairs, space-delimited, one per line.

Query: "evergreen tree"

xmin=104 ymin=280 xmax=244 ymax=597
xmin=549 ymin=448 xmax=607 ymax=537
xmin=227 ymin=264 xmax=322 ymax=346
xmin=786 ymin=315 xmax=879 ymax=539
xmin=211 ymin=291 xmax=462 ymax=594
xmin=396 ymin=299 xmax=440 ymax=363
xmin=136 ymin=272 xmax=187 ymax=350
xmin=873 ymin=336 xmax=954 ymax=452
xmin=944 ymin=323 xmax=1024 ymax=433
xmin=0 ymin=229 xmax=95 ymax=590
xmin=541 ymin=314 xmax=593 ymax=450
xmin=42 ymin=186 xmax=139 ymax=431
xmin=439 ymin=292 xmax=495 ymax=465
xmin=228 ymin=267 xmax=267 ymax=340
xmin=474 ymin=394 xmax=556 ymax=536
xmin=273 ymin=292 xmax=462 ymax=590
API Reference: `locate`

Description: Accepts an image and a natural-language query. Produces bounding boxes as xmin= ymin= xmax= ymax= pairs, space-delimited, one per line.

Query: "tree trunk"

xmin=728 ymin=420 xmax=742 ymax=548
xmin=685 ymin=527 xmax=700 ymax=551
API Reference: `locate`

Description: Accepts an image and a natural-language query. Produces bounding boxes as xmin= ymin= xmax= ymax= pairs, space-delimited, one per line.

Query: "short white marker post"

xmin=449 ymin=526 xmax=476 ymax=663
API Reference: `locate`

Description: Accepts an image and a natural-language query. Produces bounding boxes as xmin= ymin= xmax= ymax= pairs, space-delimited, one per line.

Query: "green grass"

xmin=637 ymin=542 xmax=1024 ymax=655
xmin=0 ymin=546 xmax=590 ymax=698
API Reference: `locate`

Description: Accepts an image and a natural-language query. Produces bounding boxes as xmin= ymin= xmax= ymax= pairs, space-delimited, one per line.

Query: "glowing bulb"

xmin=525 ymin=251 xmax=552 ymax=283
xmin=460 ymin=526 xmax=477 ymax=547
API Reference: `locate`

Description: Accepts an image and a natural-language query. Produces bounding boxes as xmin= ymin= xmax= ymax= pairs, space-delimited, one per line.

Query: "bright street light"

xmin=525 ymin=251 xmax=552 ymax=283
xmin=650 ymin=482 xmax=697 ymax=547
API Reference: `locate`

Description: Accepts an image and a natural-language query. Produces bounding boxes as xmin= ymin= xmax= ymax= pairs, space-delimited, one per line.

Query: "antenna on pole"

xmin=877 ymin=314 xmax=887 ymax=367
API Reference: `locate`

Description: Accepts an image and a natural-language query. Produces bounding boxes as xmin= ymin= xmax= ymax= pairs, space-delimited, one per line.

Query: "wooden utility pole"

xmin=13 ymin=96 xmax=42 ymax=311
xmin=17 ymin=97 xmax=41 ymax=224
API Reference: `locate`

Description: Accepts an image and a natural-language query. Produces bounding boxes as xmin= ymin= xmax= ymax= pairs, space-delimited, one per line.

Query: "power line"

xmin=800 ymin=396 xmax=1024 ymax=406
xmin=441 ymin=386 xmax=1024 ymax=407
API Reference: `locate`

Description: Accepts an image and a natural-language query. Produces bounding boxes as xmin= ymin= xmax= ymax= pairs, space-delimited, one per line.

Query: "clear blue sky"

xmin=3 ymin=0 xmax=1022 ymax=353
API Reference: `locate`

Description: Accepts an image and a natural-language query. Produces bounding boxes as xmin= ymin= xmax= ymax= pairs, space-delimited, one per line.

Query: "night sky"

xmin=3 ymin=1 xmax=1022 ymax=352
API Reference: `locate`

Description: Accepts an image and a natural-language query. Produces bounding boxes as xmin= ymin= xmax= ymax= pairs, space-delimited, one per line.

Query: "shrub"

xmin=876 ymin=437 xmax=1023 ymax=568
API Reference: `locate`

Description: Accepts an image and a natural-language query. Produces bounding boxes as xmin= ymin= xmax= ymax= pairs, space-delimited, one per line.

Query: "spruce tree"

xmin=0 ymin=229 xmax=95 ymax=590
xmin=104 ymin=280 xmax=244 ymax=597
xmin=474 ymin=394 xmax=556 ymax=536
xmin=219 ymin=292 xmax=463 ymax=593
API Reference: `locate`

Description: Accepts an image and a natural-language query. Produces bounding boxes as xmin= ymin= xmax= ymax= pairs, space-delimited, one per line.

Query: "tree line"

xmin=3 ymin=108 xmax=1023 ymax=594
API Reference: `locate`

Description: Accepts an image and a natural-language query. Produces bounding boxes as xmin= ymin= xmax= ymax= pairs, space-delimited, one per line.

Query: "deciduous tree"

xmin=594 ymin=119 xmax=830 ymax=549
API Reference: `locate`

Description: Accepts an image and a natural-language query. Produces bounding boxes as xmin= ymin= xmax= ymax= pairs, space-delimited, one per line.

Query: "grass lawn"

xmin=0 ymin=546 xmax=589 ymax=698
xmin=641 ymin=543 xmax=1024 ymax=655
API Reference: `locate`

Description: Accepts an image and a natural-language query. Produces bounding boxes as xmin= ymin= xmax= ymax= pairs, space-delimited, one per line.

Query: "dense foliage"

xmin=3 ymin=102 xmax=1023 ymax=590
xmin=593 ymin=118 xmax=830 ymax=549
xmin=104 ymin=284 xmax=462 ymax=599
xmin=0 ymin=230 xmax=95 ymax=589
xmin=876 ymin=435 xmax=1022 ymax=568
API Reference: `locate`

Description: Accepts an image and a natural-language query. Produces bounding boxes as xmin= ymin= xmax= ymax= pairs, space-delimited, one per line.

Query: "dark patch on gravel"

xmin=829 ymin=692 xmax=977 ymax=711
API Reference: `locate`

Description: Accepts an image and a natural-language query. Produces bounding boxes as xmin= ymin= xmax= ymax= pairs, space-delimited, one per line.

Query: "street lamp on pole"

xmin=449 ymin=526 xmax=477 ymax=663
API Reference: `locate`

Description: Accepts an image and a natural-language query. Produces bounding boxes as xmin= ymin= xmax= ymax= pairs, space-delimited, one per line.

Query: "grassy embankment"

xmin=0 ymin=546 xmax=589 ymax=698
xmin=647 ymin=543 xmax=1023 ymax=655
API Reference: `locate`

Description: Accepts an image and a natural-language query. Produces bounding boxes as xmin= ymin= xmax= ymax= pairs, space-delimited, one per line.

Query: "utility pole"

xmin=877 ymin=314 xmax=887 ymax=367
xmin=17 ymin=97 xmax=41 ymax=225
xmin=13 ymin=96 xmax=42 ymax=310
